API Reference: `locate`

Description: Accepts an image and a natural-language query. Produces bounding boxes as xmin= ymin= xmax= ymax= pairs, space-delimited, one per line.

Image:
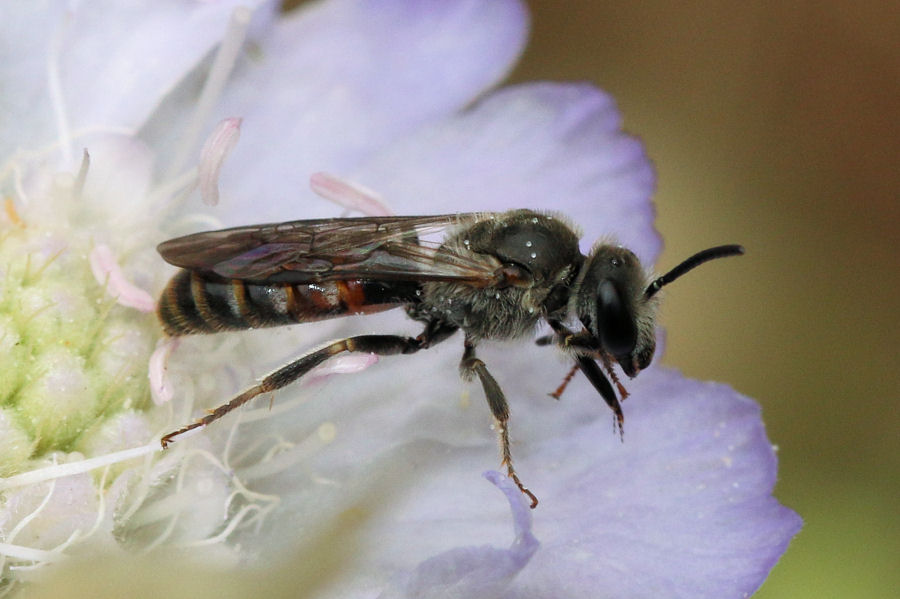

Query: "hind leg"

xmin=162 ymin=322 xmax=458 ymax=447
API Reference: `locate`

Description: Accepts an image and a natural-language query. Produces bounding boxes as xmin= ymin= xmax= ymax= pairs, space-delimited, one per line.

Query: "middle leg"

xmin=460 ymin=337 xmax=539 ymax=508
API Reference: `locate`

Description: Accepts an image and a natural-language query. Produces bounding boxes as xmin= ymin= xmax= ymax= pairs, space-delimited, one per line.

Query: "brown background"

xmin=511 ymin=1 xmax=897 ymax=597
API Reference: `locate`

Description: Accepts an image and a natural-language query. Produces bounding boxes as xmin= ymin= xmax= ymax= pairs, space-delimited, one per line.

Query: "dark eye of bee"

xmin=576 ymin=246 xmax=643 ymax=358
xmin=596 ymin=278 xmax=638 ymax=356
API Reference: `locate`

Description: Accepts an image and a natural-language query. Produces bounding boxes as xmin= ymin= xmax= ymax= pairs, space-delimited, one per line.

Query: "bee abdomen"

xmin=157 ymin=271 xmax=415 ymax=336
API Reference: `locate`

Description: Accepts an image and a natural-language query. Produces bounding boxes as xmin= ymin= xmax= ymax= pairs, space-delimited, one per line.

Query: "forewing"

xmin=157 ymin=214 xmax=501 ymax=285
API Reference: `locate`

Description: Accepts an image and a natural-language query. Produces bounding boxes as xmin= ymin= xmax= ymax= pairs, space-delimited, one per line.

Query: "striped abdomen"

xmin=158 ymin=270 xmax=419 ymax=336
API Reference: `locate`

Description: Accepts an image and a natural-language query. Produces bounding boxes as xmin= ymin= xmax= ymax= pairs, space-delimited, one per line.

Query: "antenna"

xmin=645 ymin=245 xmax=744 ymax=298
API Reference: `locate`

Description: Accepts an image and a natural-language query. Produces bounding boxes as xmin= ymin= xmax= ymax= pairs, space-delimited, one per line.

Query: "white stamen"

xmin=82 ymin=466 xmax=111 ymax=542
xmin=0 ymin=542 xmax=66 ymax=564
xmin=130 ymin=449 xmax=226 ymax=529
xmin=140 ymin=513 xmax=180 ymax=554
xmin=89 ymin=244 xmax=156 ymax=312
xmin=180 ymin=504 xmax=262 ymax=547
xmin=136 ymin=447 xmax=279 ymax=549
xmin=310 ymin=172 xmax=394 ymax=216
xmin=11 ymin=160 xmax=31 ymax=207
xmin=164 ymin=426 xmax=205 ymax=444
xmin=10 ymin=526 xmax=83 ymax=572
xmin=198 ymin=118 xmax=242 ymax=206
xmin=47 ymin=10 xmax=73 ymax=166
xmin=168 ymin=6 xmax=252 ymax=177
xmin=150 ymin=165 xmax=199 ymax=213
xmin=5 ymin=475 xmax=57 ymax=545
xmin=239 ymin=424 xmax=337 ymax=482
xmin=73 ymin=148 xmax=90 ymax=199
xmin=0 ymin=443 xmax=161 ymax=491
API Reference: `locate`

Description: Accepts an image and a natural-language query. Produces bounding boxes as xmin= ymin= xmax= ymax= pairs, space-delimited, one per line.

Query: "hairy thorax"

xmin=408 ymin=210 xmax=583 ymax=342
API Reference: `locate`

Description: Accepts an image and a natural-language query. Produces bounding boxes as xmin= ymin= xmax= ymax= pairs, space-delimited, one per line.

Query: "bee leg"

xmin=535 ymin=325 xmax=584 ymax=399
xmin=574 ymin=355 xmax=625 ymax=439
xmin=548 ymin=363 xmax=580 ymax=400
xmin=545 ymin=320 xmax=624 ymax=435
xmin=544 ymin=319 xmax=601 ymax=353
xmin=460 ymin=339 xmax=539 ymax=509
xmin=161 ymin=324 xmax=457 ymax=448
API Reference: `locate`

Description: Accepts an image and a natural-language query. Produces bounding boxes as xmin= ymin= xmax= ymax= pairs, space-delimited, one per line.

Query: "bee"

xmin=157 ymin=209 xmax=743 ymax=507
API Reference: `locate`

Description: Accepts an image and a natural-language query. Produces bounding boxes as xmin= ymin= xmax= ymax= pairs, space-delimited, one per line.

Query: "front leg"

xmin=535 ymin=325 xmax=600 ymax=354
xmin=575 ymin=354 xmax=624 ymax=439
xmin=460 ymin=337 xmax=538 ymax=509
xmin=540 ymin=320 xmax=625 ymax=435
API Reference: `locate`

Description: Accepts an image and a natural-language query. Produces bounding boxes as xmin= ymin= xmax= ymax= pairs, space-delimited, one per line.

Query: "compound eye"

xmin=597 ymin=279 xmax=638 ymax=357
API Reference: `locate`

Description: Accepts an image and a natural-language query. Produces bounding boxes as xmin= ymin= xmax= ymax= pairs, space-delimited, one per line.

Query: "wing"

xmin=157 ymin=214 xmax=503 ymax=285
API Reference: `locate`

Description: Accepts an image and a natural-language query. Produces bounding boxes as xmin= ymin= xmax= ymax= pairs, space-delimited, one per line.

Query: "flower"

xmin=0 ymin=1 xmax=800 ymax=597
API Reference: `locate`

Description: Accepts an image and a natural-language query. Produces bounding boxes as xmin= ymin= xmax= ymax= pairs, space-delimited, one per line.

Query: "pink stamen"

xmin=149 ymin=338 xmax=179 ymax=405
xmin=309 ymin=172 xmax=394 ymax=216
xmin=89 ymin=244 xmax=156 ymax=313
xmin=199 ymin=117 xmax=242 ymax=206
xmin=307 ymin=353 xmax=379 ymax=384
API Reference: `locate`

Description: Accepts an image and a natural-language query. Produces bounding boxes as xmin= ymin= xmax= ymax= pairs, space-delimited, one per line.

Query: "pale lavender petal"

xmin=0 ymin=0 xmax=271 ymax=160
xmin=355 ymin=82 xmax=660 ymax=262
xmin=210 ymin=0 xmax=529 ymax=224
xmin=378 ymin=471 xmax=538 ymax=599
xmin=499 ymin=367 xmax=803 ymax=599
xmin=234 ymin=329 xmax=796 ymax=598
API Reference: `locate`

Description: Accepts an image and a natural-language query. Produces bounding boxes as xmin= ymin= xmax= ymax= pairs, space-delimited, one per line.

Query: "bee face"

xmin=575 ymin=245 xmax=657 ymax=377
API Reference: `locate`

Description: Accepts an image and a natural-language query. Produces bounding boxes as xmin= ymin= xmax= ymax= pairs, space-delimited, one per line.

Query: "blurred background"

xmin=511 ymin=1 xmax=897 ymax=597
xmin=20 ymin=1 xmax=893 ymax=597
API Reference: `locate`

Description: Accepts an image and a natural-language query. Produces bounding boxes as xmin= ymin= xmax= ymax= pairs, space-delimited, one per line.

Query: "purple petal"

xmin=212 ymin=0 xmax=529 ymax=224
xmin=500 ymin=368 xmax=803 ymax=599
xmin=239 ymin=333 xmax=796 ymax=598
xmin=355 ymin=82 xmax=660 ymax=261
xmin=377 ymin=471 xmax=538 ymax=599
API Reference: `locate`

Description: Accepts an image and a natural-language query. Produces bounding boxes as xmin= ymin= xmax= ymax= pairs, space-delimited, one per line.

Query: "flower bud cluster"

xmin=0 ymin=212 xmax=156 ymax=477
